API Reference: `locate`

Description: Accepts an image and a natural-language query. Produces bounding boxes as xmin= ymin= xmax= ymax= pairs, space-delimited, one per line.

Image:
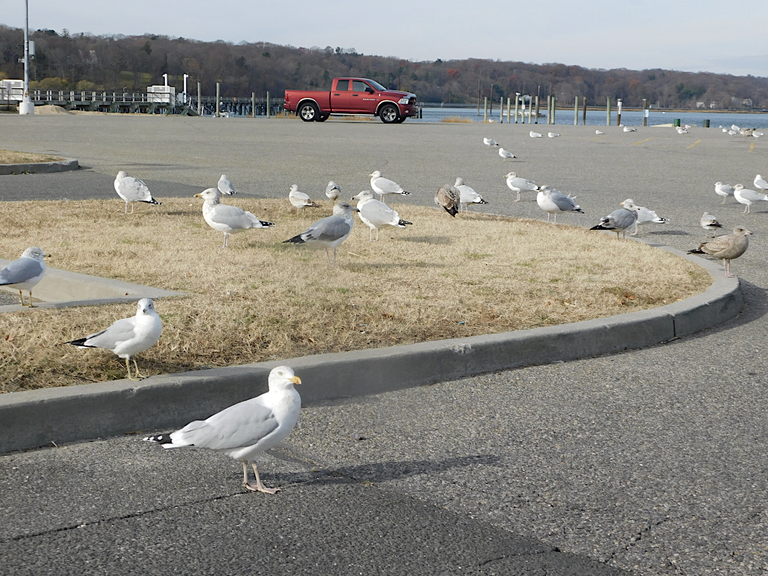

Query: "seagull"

xmin=754 ymin=131 xmax=764 ymax=138
xmin=536 ymin=186 xmax=582 ymax=223
xmin=435 ymin=183 xmax=461 ymax=217
xmin=195 ymin=188 xmax=274 ymax=247
xmin=688 ymin=226 xmax=752 ymax=278
xmin=505 ymin=172 xmax=539 ymax=202
xmin=595 ymin=130 xmax=604 ymax=135
xmin=288 ymin=184 xmax=320 ymax=212
xmin=65 ymin=298 xmax=162 ymax=381
xmin=498 ymin=147 xmax=516 ymax=160
xmin=0 ymin=247 xmax=48 ymax=307
xmin=623 ymin=126 xmax=637 ymax=132
xmin=547 ymin=132 xmax=560 ymax=138
xmin=620 ymin=199 xmax=669 ymax=236
xmin=700 ymin=212 xmax=723 ymax=237
xmin=733 ymin=184 xmax=768 ymax=214
xmin=369 ymin=170 xmax=410 ymax=203
xmin=283 ymin=201 xmax=358 ymax=265
xmin=731 ymin=124 xmax=740 ymax=132
xmin=113 ymin=171 xmax=161 ymax=214
xmin=754 ymin=175 xmax=768 ymax=193
xmin=529 ymin=131 xmax=542 ymax=138
xmin=483 ymin=137 xmax=499 ymax=147
xmin=454 ymin=177 xmax=488 ymax=211
xmin=676 ymin=126 xmax=689 ymax=134
xmin=590 ymin=208 xmax=638 ymax=239
xmin=350 ymin=190 xmax=411 ymax=240
xmin=325 ymin=181 xmax=341 ymax=202
xmin=714 ymin=182 xmax=734 ymax=204
xmin=144 ymin=366 xmax=301 ymax=494
xmin=217 ymin=174 xmax=237 ymax=195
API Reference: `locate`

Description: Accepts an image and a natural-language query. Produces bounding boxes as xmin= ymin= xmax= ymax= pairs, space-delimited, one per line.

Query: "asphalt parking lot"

xmin=1 ymin=113 xmax=767 ymax=575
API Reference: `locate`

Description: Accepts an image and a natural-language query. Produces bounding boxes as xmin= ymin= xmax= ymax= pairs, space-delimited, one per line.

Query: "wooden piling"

xmin=266 ymin=91 xmax=270 ymax=117
xmin=642 ymin=98 xmax=648 ymax=126
xmin=197 ymin=82 xmax=201 ymax=116
xmin=514 ymin=94 xmax=520 ymax=124
xmin=483 ymin=97 xmax=487 ymax=123
xmin=606 ymin=97 xmax=611 ymax=126
xmin=252 ymin=92 xmax=255 ymax=118
xmin=215 ymin=82 xmax=220 ymax=117
xmin=582 ymin=97 xmax=587 ymax=125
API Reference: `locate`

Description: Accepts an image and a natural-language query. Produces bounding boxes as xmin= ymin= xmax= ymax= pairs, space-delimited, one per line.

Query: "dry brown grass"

xmin=0 ymin=198 xmax=710 ymax=392
xmin=440 ymin=116 xmax=473 ymax=123
xmin=0 ymin=149 xmax=64 ymax=164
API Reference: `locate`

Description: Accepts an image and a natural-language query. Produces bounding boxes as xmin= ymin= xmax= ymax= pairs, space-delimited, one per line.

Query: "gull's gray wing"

xmin=207 ymin=204 xmax=254 ymax=229
xmin=307 ymin=216 xmax=351 ymax=242
xmin=83 ymin=317 xmax=138 ymax=349
xmin=0 ymin=258 xmax=44 ymax=285
xmin=174 ymin=398 xmax=278 ymax=450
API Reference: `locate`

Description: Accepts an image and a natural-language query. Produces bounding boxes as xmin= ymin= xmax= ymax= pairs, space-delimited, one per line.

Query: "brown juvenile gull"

xmin=0 ymin=247 xmax=48 ymax=307
xmin=283 ymin=201 xmax=358 ymax=265
xmin=700 ymin=212 xmax=723 ymax=237
xmin=590 ymin=208 xmax=638 ymax=239
xmin=688 ymin=226 xmax=751 ymax=278
xmin=195 ymin=188 xmax=274 ymax=247
xmin=65 ymin=298 xmax=162 ymax=381
xmin=113 ymin=171 xmax=161 ymax=214
xmin=144 ymin=366 xmax=301 ymax=494
xmin=435 ymin=183 xmax=461 ymax=217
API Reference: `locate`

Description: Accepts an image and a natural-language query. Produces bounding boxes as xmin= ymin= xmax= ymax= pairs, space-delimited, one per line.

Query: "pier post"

xmin=642 ymin=98 xmax=648 ymax=126
xmin=551 ymin=96 xmax=556 ymax=124
xmin=534 ymin=96 xmax=540 ymax=124
xmin=574 ymin=96 xmax=579 ymax=125
xmin=617 ymin=99 xmax=622 ymax=126
xmin=197 ymin=82 xmax=201 ymax=115
xmin=252 ymin=92 xmax=256 ymax=118
xmin=606 ymin=97 xmax=611 ymax=126
xmin=582 ymin=97 xmax=587 ymax=125
xmin=215 ymin=83 xmax=221 ymax=117
xmin=506 ymin=97 xmax=511 ymax=124
xmin=514 ymin=94 xmax=520 ymax=124
xmin=483 ymin=97 xmax=487 ymax=123
xmin=500 ymin=97 xmax=504 ymax=123
xmin=266 ymin=92 xmax=270 ymax=117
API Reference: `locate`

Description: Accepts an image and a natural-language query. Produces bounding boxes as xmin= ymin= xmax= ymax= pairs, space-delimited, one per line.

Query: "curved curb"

xmin=0 ymin=246 xmax=741 ymax=454
xmin=0 ymin=158 xmax=79 ymax=175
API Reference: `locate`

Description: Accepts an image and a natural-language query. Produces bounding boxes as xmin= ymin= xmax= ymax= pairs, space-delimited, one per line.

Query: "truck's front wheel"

xmin=298 ymin=102 xmax=319 ymax=122
xmin=379 ymin=104 xmax=399 ymax=123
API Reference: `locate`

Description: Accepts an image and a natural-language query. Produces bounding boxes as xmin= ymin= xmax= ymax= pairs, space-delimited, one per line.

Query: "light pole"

xmin=19 ymin=0 xmax=34 ymax=115
xmin=183 ymin=74 xmax=188 ymax=105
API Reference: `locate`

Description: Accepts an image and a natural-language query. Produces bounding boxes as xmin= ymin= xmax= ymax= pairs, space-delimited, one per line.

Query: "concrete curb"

xmin=0 ymin=246 xmax=741 ymax=454
xmin=0 ymin=158 xmax=79 ymax=175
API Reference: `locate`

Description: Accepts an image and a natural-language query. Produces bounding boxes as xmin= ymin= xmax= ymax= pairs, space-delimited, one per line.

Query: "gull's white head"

xmin=369 ymin=170 xmax=382 ymax=179
xmin=194 ymin=188 xmax=221 ymax=201
xmin=351 ymin=190 xmax=375 ymax=202
xmin=136 ymin=298 xmax=156 ymax=316
xmin=21 ymin=247 xmax=47 ymax=260
xmin=268 ymin=366 xmax=302 ymax=390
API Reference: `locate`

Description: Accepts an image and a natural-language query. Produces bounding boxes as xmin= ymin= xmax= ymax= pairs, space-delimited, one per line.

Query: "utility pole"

xmin=19 ymin=0 xmax=34 ymax=115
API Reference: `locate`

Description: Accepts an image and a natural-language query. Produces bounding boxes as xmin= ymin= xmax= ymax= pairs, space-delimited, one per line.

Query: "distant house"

xmin=0 ymin=79 xmax=24 ymax=103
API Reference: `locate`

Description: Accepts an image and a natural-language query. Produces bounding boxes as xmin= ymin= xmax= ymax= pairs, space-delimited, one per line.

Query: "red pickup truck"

xmin=284 ymin=77 xmax=418 ymax=123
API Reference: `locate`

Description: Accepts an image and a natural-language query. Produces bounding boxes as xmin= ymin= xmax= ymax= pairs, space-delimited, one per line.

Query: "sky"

xmin=4 ymin=0 xmax=768 ymax=78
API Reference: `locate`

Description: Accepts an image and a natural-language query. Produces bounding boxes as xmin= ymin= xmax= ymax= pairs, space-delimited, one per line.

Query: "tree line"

xmin=1 ymin=24 xmax=767 ymax=110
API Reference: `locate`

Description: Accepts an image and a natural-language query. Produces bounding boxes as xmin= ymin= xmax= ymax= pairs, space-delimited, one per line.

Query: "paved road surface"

xmin=1 ymin=115 xmax=766 ymax=575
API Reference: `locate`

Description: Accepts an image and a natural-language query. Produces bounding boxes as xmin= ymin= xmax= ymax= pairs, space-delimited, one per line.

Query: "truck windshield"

xmin=367 ymin=79 xmax=387 ymax=92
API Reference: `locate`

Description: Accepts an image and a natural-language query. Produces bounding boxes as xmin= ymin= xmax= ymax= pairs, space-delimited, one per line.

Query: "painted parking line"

xmin=750 ymin=142 xmax=755 ymax=153
xmin=632 ymin=138 xmax=653 ymax=145
xmin=687 ymin=140 xmax=701 ymax=149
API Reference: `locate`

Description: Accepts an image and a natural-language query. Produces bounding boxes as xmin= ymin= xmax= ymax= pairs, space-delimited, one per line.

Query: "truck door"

xmin=350 ymin=80 xmax=377 ymax=113
xmin=331 ymin=79 xmax=352 ymax=112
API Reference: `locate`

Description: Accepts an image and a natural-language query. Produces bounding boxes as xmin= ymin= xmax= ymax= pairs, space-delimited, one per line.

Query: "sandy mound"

xmin=34 ymin=105 xmax=72 ymax=115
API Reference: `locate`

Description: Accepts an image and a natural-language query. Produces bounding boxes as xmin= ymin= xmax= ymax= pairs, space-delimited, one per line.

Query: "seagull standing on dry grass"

xmin=283 ymin=201 xmax=358 ymax=265
xmin=454 ymin=177 xmax=488 ymax=211
xmin=620 ymin=199 xmax=669 ymax=236
xmin=498 ymin=148 xmax=516 ymax=160
xmin=435 ymin=183 xmax=461 ymax=217
xmin=325 ymin=181 xmax=341 ymax=202
xmin=65 ymin=298 xmax=162 ymax=381
xmin=144 ymin=366 xmax=302 ymax=494
xmin=688 ymin=226 xmax=752 ymax=278
xmin=351 ymin=190 xmax=412 ymax=240
xmin=714 ymin=182 xmax=734 ymax=204
xmin=733 ymin=184 xmax=768 ymax=214
xmin=217 ymin=174 xmax=237 ymax=195
xmin=505 ymin=172 xmax=539 ymax=202
xmin=369 ymin=171 xmax=410 ymax=203
xmin=0 ymin=247 xmax=48 ymax=307
xmin=590 ymin=208 xmax=638 ymax=239
xmin=288 ymin=184 xmax=320 ymax=212
xmin=195 ymin=188 xmax=274 ymax=247
xmin=113 ymin=171 xmax=161 ymax=213
xmin=536 ymin=186 xmax=582 ymax=223
xmin=700 ymin=212 xmax=723 ymax=237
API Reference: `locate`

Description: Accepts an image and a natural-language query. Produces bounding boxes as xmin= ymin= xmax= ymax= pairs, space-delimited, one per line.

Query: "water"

xmin=414 ymin=105 xmax=768 ymax=129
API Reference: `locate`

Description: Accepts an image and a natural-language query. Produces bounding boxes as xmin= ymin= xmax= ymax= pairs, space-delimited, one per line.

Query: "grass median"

xmin=0 ymin=197 xmax=711 ymax=392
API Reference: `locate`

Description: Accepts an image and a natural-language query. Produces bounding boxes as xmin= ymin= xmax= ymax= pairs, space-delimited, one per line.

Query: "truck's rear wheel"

xmin=298 ymin=102 xmax=319 ymax=122
xmin=379 ymin=104 xmax=399 ymax=123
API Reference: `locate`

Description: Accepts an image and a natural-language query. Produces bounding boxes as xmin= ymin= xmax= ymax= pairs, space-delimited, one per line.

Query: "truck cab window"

xmin=336 ymin=80 xmax=349 ymax=91
xmin=352 ymin=80 xmax=372 ymax=93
